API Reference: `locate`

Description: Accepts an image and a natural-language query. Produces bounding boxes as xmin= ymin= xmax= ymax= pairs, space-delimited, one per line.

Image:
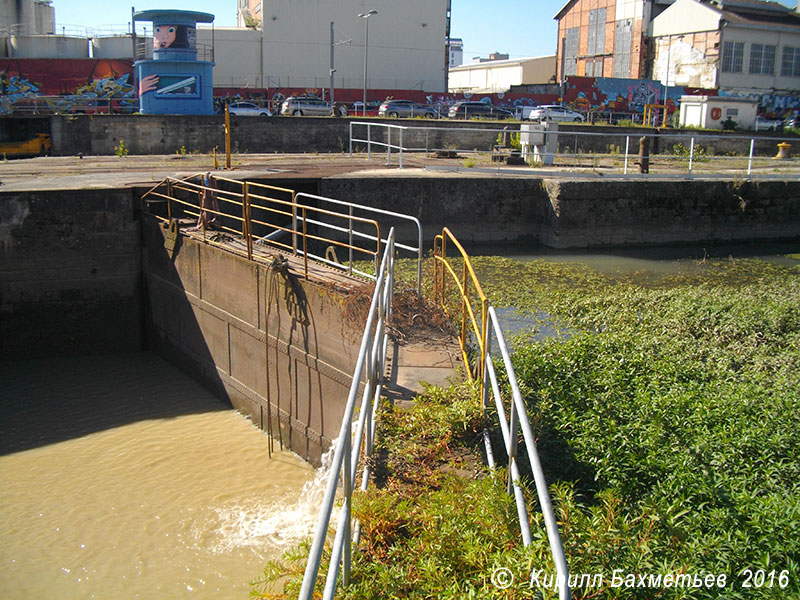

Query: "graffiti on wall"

xmin=562 ymin=76 xmax=702 ymax=115
xmin=4 ymin=58 xmax=794 ymax=118
xmin=719 ymin=89 xmax=800 ymax=118
xmin=1 ymin=59 xmax=137 ymax=114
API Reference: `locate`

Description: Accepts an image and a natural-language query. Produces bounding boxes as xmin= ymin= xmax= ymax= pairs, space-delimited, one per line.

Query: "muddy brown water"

xmin=0 ymin=352 xmax=325 ymax=599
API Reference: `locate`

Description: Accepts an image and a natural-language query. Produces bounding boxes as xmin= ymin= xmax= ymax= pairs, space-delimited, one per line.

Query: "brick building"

xmin=554 ymin=0 xmax=675 ymax=81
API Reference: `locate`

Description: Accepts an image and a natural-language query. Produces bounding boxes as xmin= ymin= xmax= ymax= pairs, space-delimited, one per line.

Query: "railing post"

xmin=244 ymin=181 xmax=253 ymax=260
xmin=480 ymin=298 xmax=488 ymax=392
xmin=292 ymin=193 xmax=298 ymax=256
xmin=689 ymin=136 xmax=695 ymax=175
xmin=748 ymin=138 xmax=755 ymax=176
xmin=349 ymin=122 xmax=353 ymax=157
xmin=399 ymin=128 xmax=404 ymax=169
xmin=386 ymin=127 xmax=392 ymax=165
xmin=348 ymin=205 xmax=354 ymax=276
xmin=367 ymin=123 xmax=371 ymax=160
xmin=461 ymin=261 xmax=469 ymax=375
xmin=441 ymin=234 xmax=447 ymax=304
xmin=302 ymin=206 xmax=308 ymax=279
xmin=425 ymin=128 xmax=429 ymax=169
xmin=342 ymin=432 xmax=352 ymax=587
xmin=624 ymin=135 xmax=630 ymax=175
xmin=166 ymin=180 xmax=173 ymax=221
xmin=508 ymin=401 xmax=519 ymax=496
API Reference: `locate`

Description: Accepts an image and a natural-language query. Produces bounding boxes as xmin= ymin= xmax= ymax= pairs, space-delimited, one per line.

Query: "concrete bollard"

xmin=774 ymin=142 xmax=791 ymax=160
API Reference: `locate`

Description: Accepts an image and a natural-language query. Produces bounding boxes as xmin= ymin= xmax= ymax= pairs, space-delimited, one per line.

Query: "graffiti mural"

xmin=0 ymin=59 xmax=136 ymax=114
xmin=5 ymin=58 xmax=770 ymax=119
xmin=719 ymin=89 xmax=800 ymax=118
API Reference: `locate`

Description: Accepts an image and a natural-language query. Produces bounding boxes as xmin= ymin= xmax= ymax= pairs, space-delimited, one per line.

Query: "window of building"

xmin=781 ymin=46 xmax=800 ymax=77
xmin=613 ymin=19 xmax=632 ymax=78
xmin=749 ymin=43 xmax=775 ymax=75
xmin=587 ymin=8 xmax=607 ymax=56
xmin=585 ymin=58 xmax=603 ymax=77
xmin=563 ymin=27 xmax=579 ymax=76
xmin=721 ymin=41 xmax=744 ymax=73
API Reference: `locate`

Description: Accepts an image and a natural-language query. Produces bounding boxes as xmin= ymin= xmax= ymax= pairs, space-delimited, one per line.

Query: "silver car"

xmin=280 ymin=96 xmax=332 ymax=116
xmin=378 ymin=99 xmax=438 ymax=118
xmin=525 ymin=105 xmax=585 ymax=123
xmin=227 ymin=102 xmax=272 ymax=117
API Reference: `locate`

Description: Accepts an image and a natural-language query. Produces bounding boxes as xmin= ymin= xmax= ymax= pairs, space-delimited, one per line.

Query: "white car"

xmin=754 ymin=115 xmax=783 ymax=131
xmin=227 ymin=102 xmax=272 ymax=117
xmin=524 ymin=105 xmax=584 ymax=123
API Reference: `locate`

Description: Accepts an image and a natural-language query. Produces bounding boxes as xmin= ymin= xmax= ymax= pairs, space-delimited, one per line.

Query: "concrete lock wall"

xmin=320 ymin=177 xmax=800 ymax=248
xmin=141 ymin=216 xmax=363 ymax=465
xmin=0 ymin=188 xmax=143 ymax=359
xmin=42 ymin=115 xmax=796 ymax=157
xmin=1 ymin=187 xmax=366 ymax=466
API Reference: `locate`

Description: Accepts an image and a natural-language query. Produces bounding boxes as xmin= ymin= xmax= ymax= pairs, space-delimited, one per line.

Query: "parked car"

xmin=280 ymin=96 xmax=331 ymax=116
xmin=227 ymin=102 xmax=272 ymax=117
xmin=525 ymin=105 xmax=585 ymax=123
xmin=378 ymin=99 xmax=438 ymax=118
xmin=447 ymin=101 xmax=513 ymax=120
xmin=755 ymin=115 xmax=783 ymax=131
xmin=783 ymin=113 xmax=799 ymax=130
xmin=350 ymin=100 xmax=381 ymax=116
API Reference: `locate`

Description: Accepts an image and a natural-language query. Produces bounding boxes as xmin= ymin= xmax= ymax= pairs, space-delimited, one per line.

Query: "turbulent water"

xmin=0 ymin=353 xmax=325 ymax=599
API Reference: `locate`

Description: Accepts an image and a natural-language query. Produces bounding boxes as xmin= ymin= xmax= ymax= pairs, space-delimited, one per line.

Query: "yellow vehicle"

xmin=0 ymin=133 xmax=52 ymax=158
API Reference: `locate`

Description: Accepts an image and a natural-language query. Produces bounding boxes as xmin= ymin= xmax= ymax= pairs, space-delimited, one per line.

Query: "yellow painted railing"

xmin=142 ymin=174 xmax=381 ymax=280
xmin=432 ymin=227 xmax=488 ymax=388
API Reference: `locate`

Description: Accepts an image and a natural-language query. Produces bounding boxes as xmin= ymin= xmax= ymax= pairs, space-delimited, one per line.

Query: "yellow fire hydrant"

xmin=774 ymin=142 xmax=791 ymax=160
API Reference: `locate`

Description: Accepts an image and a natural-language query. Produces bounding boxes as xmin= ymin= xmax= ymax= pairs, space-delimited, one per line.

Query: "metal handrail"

xmin=483 ymin=306 xmax=571 ymax=599
xmin=433 ymin=226 xmax=488 ymax=385
xmin=298 ymin=228 xmax=395 ymax=600
xmin=348 ymin=121 xmax=800 ymax=176
xmin=433 ymin=226 xmax=570 ymax=598
xmin=141 ymin=175 xmax=383 ymax=281
xmin=295 ymin=192 xmax=423 ymax=295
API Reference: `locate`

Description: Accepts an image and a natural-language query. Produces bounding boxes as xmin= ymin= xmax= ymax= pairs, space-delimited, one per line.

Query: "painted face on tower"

xmin=154 ymin=25 xmax=177 ymax=49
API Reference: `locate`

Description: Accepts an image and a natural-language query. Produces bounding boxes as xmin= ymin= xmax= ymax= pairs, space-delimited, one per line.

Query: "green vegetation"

xmin=473 ymin=256 xmax=800 ymax=598
xmin=256 ymin=256 xmax=800 ymax=599
xmin=114 ymin=139 xmax=128 ymax=158
xmin=672 ymin=142 xmax=708 ymax=161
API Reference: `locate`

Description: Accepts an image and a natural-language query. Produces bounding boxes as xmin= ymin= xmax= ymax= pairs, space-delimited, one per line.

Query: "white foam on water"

xmin=206 ymin=438 xmax=341 ymax=556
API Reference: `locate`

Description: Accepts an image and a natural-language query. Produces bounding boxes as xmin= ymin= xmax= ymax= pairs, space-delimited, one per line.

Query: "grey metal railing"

xmin=348 ymin=121 xmax=800 ymax=177
xmin=483 ymin=306 xmax=571 ymax=599
xmin=298 ymin=227 xmax=395 ymax=600
xmin=295 ymin=192 xmax=423 ymax=295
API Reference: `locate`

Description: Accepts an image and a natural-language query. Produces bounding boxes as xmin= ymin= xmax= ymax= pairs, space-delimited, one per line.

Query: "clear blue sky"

xmin=54 ymin=0 xmax=797 ymax=60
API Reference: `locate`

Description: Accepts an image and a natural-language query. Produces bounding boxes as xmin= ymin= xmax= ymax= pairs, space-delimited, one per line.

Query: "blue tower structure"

xmin=134 ymin=9 xmax=215 ymax=115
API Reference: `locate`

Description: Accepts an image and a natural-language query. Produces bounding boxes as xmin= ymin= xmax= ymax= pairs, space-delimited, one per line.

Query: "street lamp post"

xmin=358 ymin=10 xmax=377 ymax=117
xmin=662 ymin=34 xmax=684 ymax=127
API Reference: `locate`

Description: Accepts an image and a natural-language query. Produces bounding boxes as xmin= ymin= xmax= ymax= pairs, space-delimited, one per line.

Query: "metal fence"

xmin=349 ymin=121 xmax=800 ymax=177
xmin=433 ymin=226 xmax=572 ymax=599
xmin=298 ymin=228 xmax=396 ymax=600
xmin=141 ymin=174 xmax=384 ymax=282
xmin=295 ymin=192 xmax=423 ymax=295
